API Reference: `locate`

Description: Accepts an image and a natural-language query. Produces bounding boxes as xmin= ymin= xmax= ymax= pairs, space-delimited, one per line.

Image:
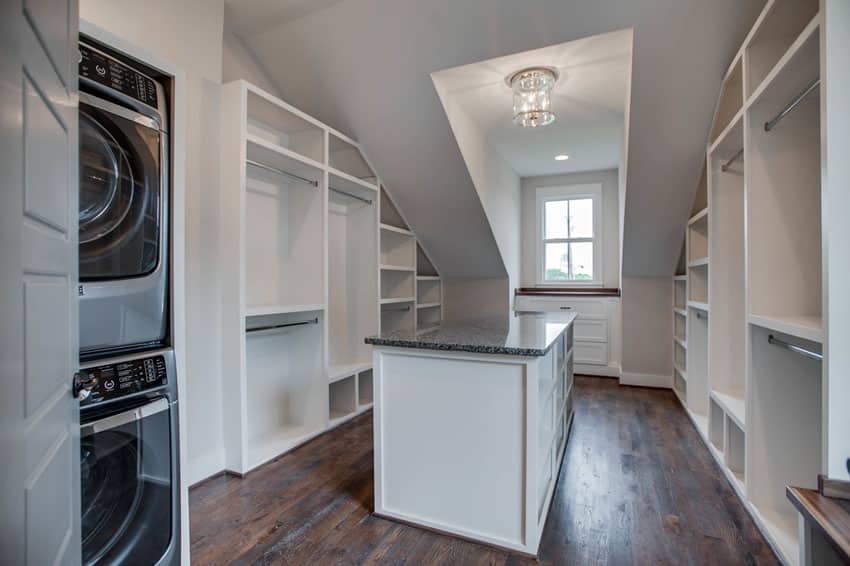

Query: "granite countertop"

xmin=364 ymin=312 xmax=577 ymax=357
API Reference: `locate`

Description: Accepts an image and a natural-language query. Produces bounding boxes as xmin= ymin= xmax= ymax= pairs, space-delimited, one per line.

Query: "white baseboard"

xmin=575 ymin=362 xmax=620 ymax=378
xmin=187 ymin=448 xmax=226 ymax=487
xmin=619 ymin=372 xmax=672 ymax=388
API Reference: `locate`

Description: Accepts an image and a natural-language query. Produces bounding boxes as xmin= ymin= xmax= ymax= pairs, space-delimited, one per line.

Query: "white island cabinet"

xmin=365 ymin=312 xmax=577 ymax=556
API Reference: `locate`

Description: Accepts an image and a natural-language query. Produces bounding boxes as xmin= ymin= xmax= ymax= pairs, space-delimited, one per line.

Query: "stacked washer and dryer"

xmin=75 ymin=36 xmax=180 ymax=566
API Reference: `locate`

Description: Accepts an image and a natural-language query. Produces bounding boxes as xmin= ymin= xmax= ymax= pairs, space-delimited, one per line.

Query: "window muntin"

xmin=537 ymin=185 xmax=602 ymax=285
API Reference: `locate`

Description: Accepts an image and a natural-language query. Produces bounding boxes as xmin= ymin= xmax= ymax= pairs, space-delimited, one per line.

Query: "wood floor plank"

xmin=190 ymin=376 xmax=780 ymax=565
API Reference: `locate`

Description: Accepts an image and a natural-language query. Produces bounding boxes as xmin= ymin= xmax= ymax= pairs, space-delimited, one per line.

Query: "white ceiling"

xmin=431 ymin=28 xmax=631 ymax=178
xmin=228 ymin=0 xmax=765 ymax=278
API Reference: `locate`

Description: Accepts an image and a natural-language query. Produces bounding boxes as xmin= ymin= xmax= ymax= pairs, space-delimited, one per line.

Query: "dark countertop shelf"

xmin=515 ymin=287 xmax=621 ymax=297
xmin=365 ymin=312 xmax=577 ymax=357
xmin=787 ymin=486 xmax=850 ymax=562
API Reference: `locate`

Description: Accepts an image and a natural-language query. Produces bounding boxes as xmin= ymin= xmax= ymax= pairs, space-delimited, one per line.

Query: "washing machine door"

xmin=79 ymin=99 xmax=162 ymax=280
xmin=80 ymin=397 xmax=175 ymax=565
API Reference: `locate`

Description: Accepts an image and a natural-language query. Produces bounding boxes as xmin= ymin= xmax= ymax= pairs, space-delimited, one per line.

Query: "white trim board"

xmin=619 ymin=372 xmax=672 ymax=389
xmin=80 ymin=19 xmax=190 ymax=564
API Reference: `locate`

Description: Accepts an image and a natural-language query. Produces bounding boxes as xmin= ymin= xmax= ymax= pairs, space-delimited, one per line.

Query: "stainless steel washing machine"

xmin=78 ymin=348 xmax=180 ymax=566
xmin=78 ymin=39 xmax=169 ymax=359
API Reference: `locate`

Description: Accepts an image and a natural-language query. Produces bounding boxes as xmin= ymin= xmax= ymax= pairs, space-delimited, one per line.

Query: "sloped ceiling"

xmin=229 ymin=0 xmax=764 ymax=278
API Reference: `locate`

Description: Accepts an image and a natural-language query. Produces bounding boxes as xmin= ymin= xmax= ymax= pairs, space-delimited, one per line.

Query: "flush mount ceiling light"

xmin=506 ymin=67 xmax=559 ymax=128
xmin=554 ymin=154 xmax=570 ymax=161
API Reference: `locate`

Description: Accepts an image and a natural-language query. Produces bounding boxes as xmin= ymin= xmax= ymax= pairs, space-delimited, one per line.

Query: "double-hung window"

xmin=536 ymin=184 xmax=602 ymax=285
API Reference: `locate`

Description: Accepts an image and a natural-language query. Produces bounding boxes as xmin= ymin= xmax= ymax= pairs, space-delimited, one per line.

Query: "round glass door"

xmin=79 ymin=112 xmax=136 ymax=245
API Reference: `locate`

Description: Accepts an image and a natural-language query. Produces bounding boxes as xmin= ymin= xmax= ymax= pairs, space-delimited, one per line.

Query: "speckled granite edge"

xmin=363 ymin=336 xmax=550 ymax=357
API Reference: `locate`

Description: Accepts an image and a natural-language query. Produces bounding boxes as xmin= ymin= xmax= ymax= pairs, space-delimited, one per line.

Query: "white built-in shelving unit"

xmin=672 ymin=1 xmax=834 ymax=563
xmin=219 ymin=81 xmax=424 ymax=474
xmin=379 ymin=187 xmax=443 ymax=336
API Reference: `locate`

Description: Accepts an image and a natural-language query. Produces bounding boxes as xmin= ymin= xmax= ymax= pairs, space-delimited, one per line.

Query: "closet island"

xmin=365 ymin=312 xmax=576 ymax=556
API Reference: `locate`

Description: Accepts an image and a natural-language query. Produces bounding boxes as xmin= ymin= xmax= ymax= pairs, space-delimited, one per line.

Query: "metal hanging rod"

xmin=247 ymin=317 xmax=319 ymax=334
xmin=767 ymin=334 xmax=822 ymax=362
xmin=329 ymin=187 xmax=372 ymax=205
xmin=764 ymin=79 xmax=820 ymax=132
xmin=246 ymin=159 xmax=319 ymax=188
xmin=720 ymin=148 xmax=744 ymax=172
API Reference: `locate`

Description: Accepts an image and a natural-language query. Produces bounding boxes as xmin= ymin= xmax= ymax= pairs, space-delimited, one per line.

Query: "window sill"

xmin=516 ymin=286 xmax=621 ymax=297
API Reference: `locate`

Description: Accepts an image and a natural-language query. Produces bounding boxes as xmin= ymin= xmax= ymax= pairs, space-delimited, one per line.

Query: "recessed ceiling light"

xmin=554 ymin=154 xmax=569 ymax=161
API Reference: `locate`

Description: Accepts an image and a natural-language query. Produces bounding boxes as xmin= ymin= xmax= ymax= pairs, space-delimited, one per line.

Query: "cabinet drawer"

xmin=574 ymin=340 xmax=608 ymax=365
xmin=574 ymin=317 xmax=608 ymax=342
xmin=515 ymin=296 xmax=606 ymax=316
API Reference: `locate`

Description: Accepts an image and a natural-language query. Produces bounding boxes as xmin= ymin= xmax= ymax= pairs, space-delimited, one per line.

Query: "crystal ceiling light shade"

xmin=507 ymin=67 xmax=559 ymax=127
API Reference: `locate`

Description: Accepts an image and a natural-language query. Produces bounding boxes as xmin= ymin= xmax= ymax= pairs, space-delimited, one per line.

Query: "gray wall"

xmin=521 ymin=169 xmax=620 ymax=288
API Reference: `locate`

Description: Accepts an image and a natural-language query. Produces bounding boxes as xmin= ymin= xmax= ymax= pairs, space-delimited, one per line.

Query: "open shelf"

xmin=246 ymin=304 xmax=324 ymax=317
xmin=246 ymin=86 xmax=324 ymax=164
xmin=747 ymin=314 xmax=822 ymax=344
xmin=380 ymin=264 xmax=415 ymax=272
xmin=380 ymin=297 xmax=415 ymax=305
xmin=329 ymin=374 xmax=357 ymax=423
xmin=673 ymin=308 xmax=687 ymax=318
xmin=381 ymin=301 xmax=415 ymax=334
xmin=416 ymin=243 xmax=438 ymax=277
xmin=673 ymin=278 xmax=687 ymax=310
xmin=745 ymin=0 xmax=819 ymax=99
xmin=329 ymin=169 xmax=379 ymax=206
xmin=747 ymin=324 xmax=822 ymax=565
xmin=674 ymin=340 xmax=687 ymax=374
xmin=380 ymin=186 xmax=408 ymax=230
xmin=243 ymin=311 xmax=326 ymax=471
xmin=329 ymin=132 xmax=377 ymax=186
xmin=328 ymin=361 xmax=372 ymax=384
xmin=380 ymin=227 xmax=415 ymax=268
xmin=688 ymin=211 xmax=709 ymax=261
xmin=709 ymin=397 xmax=725 ymax=455
xmin=674 ymin=311 xmax=686 ymax=342
xmin=380 ymin=223 xmax=413 ymax=236
xmin=711 ymin=390 xmax=746 ymax=429
xmin=358 ymin=369 xmax=373 ymax=407
xmin=244 ymin=156 xmax=324 ymax=310
xmin=687 ymin=301 xmax=709 ymax=312
xmin=381 ymin=269 xmax=415 ymax=301
xmin=687 ymin=263 xmax=708 ymax=304
xmin=328 ymin=185 xmax=377 ymax=375
xmin=673 ymin=368 xmax=687 ymax=404
xmin=726 ymin=416 xmax=746 ymax=489
xmin=746 ymin=24 xmax=821 ymax=335
xmin=709 ymin=59 xmax=743 ymax=144
xmin=417 ymin=277 xmax=441 ymax=305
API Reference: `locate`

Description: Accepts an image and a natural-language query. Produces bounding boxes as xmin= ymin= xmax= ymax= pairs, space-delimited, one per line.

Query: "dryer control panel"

xmin=81 ymin=354 xmax=168 ymax=407
xmin=79 ymin=43 xmax=158 ymax=107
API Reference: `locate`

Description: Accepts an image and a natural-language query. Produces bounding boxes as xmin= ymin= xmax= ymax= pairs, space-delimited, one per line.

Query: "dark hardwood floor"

xmin=190 ymin=376 xmax=779 ymax=565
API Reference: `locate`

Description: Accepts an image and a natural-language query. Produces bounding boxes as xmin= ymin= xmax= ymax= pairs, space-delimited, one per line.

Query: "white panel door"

xmin=0 ymin=0 xmax=80 ymax=564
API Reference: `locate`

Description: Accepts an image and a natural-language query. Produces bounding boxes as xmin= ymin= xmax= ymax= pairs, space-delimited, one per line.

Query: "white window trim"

xmin=535 ymin=183 xmax=603 ymax=286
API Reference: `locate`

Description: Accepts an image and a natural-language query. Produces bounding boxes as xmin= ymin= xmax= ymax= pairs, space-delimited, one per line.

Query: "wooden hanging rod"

xmin=720 ymin=148 xmax=744 ymax=172
xmin=246 ymin=159 xmax=319 ymax=187
xmin=247 ymin=317 xmax=319 ymax=334
xmin=764 ymin=79 xmax=820 ymax=132
xmin=768 ymin=334 xmax=822 ymax=361
xmin=329 ymin=187 xmax=372 ymax=205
